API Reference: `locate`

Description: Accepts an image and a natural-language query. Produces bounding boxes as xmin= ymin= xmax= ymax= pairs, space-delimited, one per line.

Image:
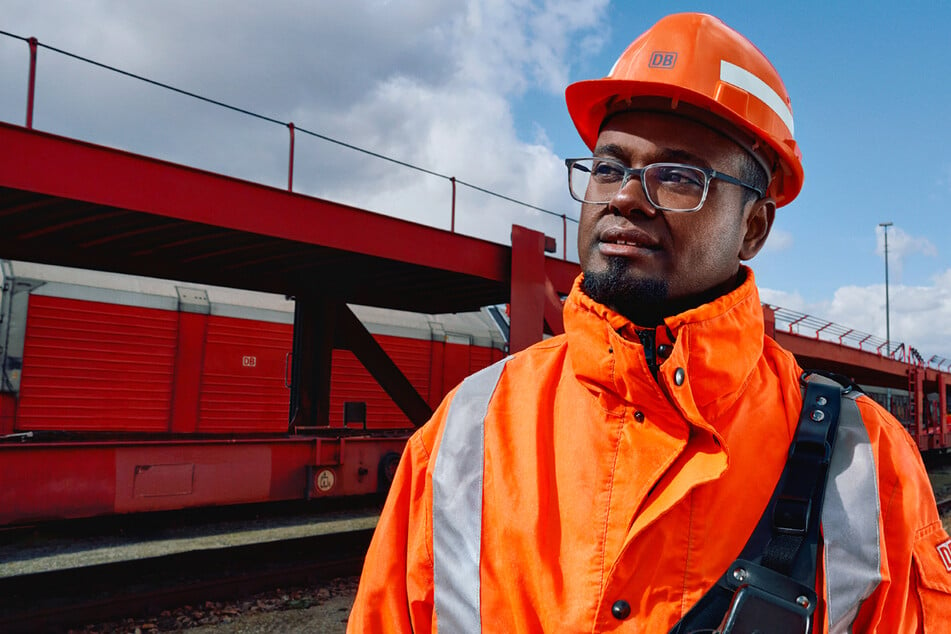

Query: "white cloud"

xmin=760 ymin=228 xmax=794 ymax=254
xmin=1 ymin=0 xmax=606 ymax=254
xmin=761 ymin=267 xmax=951 ymax=361
xmin=874 ymin=224 xmax=937 ymax=281
xmin=759 ymin=287 xmax=807 ymax=312
xmin=268 ymin=0 xmax=604 ymax=249
xmin=458 ymin=0 xmax=608 ymax=96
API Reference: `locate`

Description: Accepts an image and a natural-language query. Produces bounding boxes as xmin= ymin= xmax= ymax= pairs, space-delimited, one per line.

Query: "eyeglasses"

xmin=565 ymin=157 xmax=765 ymax=212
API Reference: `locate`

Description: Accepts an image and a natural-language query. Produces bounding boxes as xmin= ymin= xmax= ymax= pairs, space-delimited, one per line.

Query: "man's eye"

xmin=592 ymin=162 xmax=624 ymax=180
xmin=654 ymin=166 xmax=704 ymax=187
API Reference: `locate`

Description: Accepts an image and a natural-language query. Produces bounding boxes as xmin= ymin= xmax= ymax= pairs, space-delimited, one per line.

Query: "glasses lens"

xmin=568 ymin=159 xmax=626 ymax=203
xmin=643 ymin=164 xmax=707 ymax=211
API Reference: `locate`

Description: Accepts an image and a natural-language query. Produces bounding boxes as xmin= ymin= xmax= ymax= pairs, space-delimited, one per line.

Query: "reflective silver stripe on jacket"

xmin=432 ymin=367 xmax=882 ymax=632
xmin=821 ymin=387 xmax=882 ymax=633
xmin=432 ymin=357 xmax=509 ymax=633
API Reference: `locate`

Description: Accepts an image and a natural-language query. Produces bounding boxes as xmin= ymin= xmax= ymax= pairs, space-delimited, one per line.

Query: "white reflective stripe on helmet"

xmin=719 ymin=60 xmax=795 ymax=136
xmin=822 ymin=390 xmax=882 ymax=632
xmin=432 ymin=357 xmax=509 ymax=633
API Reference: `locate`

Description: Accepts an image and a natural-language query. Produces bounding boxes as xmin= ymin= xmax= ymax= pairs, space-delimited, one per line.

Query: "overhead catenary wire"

xmin=0 ymin=29 xmax=576 ymax=225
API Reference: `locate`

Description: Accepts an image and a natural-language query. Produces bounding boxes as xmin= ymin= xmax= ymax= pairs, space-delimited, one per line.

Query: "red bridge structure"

xmin=0 ymin=34 xmax=947 ymax=526
xmin=0 ymin=118 xmax=578 ymax=526
xmin=764 ymin=306 xmax=950 ymax=452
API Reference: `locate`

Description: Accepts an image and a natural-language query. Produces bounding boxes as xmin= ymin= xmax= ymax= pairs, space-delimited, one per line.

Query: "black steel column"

xmin=288 ymin=295 xmax=336 ymax=429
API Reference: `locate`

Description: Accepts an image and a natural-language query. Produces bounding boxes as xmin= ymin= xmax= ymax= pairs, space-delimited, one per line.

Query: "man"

xmin=349 ymin=13 xmax=951 ymax=632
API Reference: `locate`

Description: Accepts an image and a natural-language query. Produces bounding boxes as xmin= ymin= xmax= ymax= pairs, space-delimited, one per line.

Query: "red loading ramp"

xmin=0 ymin=122 xmax=578 ymax=315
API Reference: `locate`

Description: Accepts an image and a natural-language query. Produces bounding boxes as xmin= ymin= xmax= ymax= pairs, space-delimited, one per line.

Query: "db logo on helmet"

xmin=648 ymin=51 xmax=677 ymax=68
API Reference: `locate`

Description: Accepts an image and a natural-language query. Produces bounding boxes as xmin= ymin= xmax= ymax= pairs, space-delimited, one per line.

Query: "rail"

xmin=769 ymin=305 xmax=950 ymax=371
xmin=928 ymin=355 xmax=951 ymax=372
xmin=0 ymin=30 xmax=577 ymax=260
xmin=0 ymin=504 xmax=377 ymax=632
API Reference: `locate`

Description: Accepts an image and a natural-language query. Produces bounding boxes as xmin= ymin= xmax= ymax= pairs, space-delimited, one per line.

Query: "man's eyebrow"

xmin=592 ymin=143 xmax=626 ymax=159
xmin=592 ymin=144 xmax=713 ymax=169
xmin=660 ymin=148 xmax=711 ymax=168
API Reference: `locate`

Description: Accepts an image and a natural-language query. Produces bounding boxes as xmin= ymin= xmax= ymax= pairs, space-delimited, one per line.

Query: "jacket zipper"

xmin=637 ymin=328 xmax=659 ymax=379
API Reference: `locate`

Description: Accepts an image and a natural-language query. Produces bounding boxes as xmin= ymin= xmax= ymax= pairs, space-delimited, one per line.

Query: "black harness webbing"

xmin=669 ymin=373 xmax=848 ymax=634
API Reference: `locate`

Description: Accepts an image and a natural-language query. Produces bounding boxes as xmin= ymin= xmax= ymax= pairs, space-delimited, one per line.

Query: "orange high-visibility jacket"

xmin=349 ymin=269 xmax=951 ymax=632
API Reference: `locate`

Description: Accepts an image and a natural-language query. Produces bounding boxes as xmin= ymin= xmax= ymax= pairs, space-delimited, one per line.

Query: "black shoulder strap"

xmin=669 ymin=372 xmax=847 ymax=634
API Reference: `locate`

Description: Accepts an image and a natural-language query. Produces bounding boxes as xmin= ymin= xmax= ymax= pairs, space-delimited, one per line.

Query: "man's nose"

xmin=609 ymin=174 xmax=658 ymax=218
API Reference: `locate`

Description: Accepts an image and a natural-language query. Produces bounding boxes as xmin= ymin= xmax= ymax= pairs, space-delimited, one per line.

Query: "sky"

xmin=1 ymin=1 xmax=949 ymax=362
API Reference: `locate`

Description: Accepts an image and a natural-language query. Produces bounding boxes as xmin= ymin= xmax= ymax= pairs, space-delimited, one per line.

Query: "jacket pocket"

xmin=912 ymin=521 xmax=951 ymax=631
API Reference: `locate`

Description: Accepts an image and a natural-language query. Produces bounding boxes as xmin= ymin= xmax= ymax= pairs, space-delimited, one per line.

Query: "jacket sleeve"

xmin=347 ymin=422 xmax=440 ymax=633
xmin=852 ymin=398 xmax=951 ymax=633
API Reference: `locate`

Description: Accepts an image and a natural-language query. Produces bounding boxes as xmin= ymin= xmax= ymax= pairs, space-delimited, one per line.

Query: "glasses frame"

xmin=565 ymin=157 xmax=765 ymax=212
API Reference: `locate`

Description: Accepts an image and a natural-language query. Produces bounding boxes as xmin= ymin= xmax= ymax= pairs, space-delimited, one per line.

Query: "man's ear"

xmin=739 ymin=197 xmax=776 ymax=261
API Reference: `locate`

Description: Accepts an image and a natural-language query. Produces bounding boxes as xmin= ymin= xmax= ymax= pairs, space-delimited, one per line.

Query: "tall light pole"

xmin=879 ymin=222 xmax=893 ymax=358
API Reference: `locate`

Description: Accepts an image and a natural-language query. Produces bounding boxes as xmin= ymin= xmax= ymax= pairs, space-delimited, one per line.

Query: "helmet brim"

xmin=565 ymin=78 xmax=803 ymax=207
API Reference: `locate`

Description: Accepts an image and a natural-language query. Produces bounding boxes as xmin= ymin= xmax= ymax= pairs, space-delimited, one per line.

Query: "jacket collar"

xmin=564 ymin=266 xmax=765 ymax=430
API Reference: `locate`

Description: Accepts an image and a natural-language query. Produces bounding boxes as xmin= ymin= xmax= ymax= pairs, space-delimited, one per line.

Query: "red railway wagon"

xmin=863 ymin=384 xmax=951 ymax=452
xmin=0 ymin=260 xmax=507 ymax=526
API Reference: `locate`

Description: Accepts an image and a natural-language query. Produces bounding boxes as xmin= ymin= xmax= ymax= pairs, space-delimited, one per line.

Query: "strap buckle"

xmin=772 ymin=498 xmax=810 ymax=535
xmin=714 ymin=559 xmax=815 ymax=634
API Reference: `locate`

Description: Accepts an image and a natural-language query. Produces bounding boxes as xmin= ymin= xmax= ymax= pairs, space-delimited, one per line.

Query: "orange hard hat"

xmin=566 ymin=13 xmax=803 ymax=207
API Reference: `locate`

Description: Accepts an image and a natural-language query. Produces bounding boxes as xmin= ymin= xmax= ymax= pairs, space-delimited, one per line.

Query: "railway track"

xmin=0 ymin=527 xmax=372 ymax=633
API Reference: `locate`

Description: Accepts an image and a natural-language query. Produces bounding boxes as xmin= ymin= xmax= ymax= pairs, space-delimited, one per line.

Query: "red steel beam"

xmin=939 ymin=373 xmax=949 ymax=448
xmin=762 ymin=305 xmax=777 ymax=339
xmin=334 ymin=304 xmax=433 ymax=427
xmin=509 ymin=225 xmax=546 ymax=353
xmin=543 ymin=275 xmax=566 ymax=336
xmin=546 ymin=257 xmax=579 ymax=298
xmin=911 ymin=368 xmax=926 ymax=451
xmin=774 ymin=331 xmax=913 ymax=388
xmin=509 ymin=225 xmax=574 ymax=349
xmin=0 ymin=123 xmax=508 ymax=283
xmin=26 ymin=38 xmax=38 ymax=129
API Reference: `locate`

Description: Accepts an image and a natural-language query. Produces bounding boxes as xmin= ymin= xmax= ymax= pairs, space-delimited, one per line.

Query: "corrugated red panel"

xmin=0 ymin=393 xmax=16 ymax=435
xmin=17 ymin=295 xmax=177 ymax=431
xmin=379 ymin=335 xmax=433 ymax=400
xmin=15 ymin=293 xmax=502 ymax=435
xmin=468 ymin=344 xmax=505 ymax=373
xmin=443 ymin=342 xmax=472 ymax=397
xmin=197 ymin=315 xmax=293 ymax=433
xmin=330 ymin=334 xmax=433 ymax=429
xmin=329 ymin=335 xmax=503 ymax=428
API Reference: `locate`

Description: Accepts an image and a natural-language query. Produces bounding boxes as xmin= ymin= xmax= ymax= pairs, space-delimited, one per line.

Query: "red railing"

xmin=1 ymin=30 xmax=576 ymax=261
xmin=766 ymin=304 xmax=950 ymax=368
xmin=928 ymin=355 xmax=951 ymax=372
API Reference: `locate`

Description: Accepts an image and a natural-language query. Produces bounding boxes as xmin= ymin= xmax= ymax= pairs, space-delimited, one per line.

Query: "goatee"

xmin=581 ymin=257 xmax=669 ymax=326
